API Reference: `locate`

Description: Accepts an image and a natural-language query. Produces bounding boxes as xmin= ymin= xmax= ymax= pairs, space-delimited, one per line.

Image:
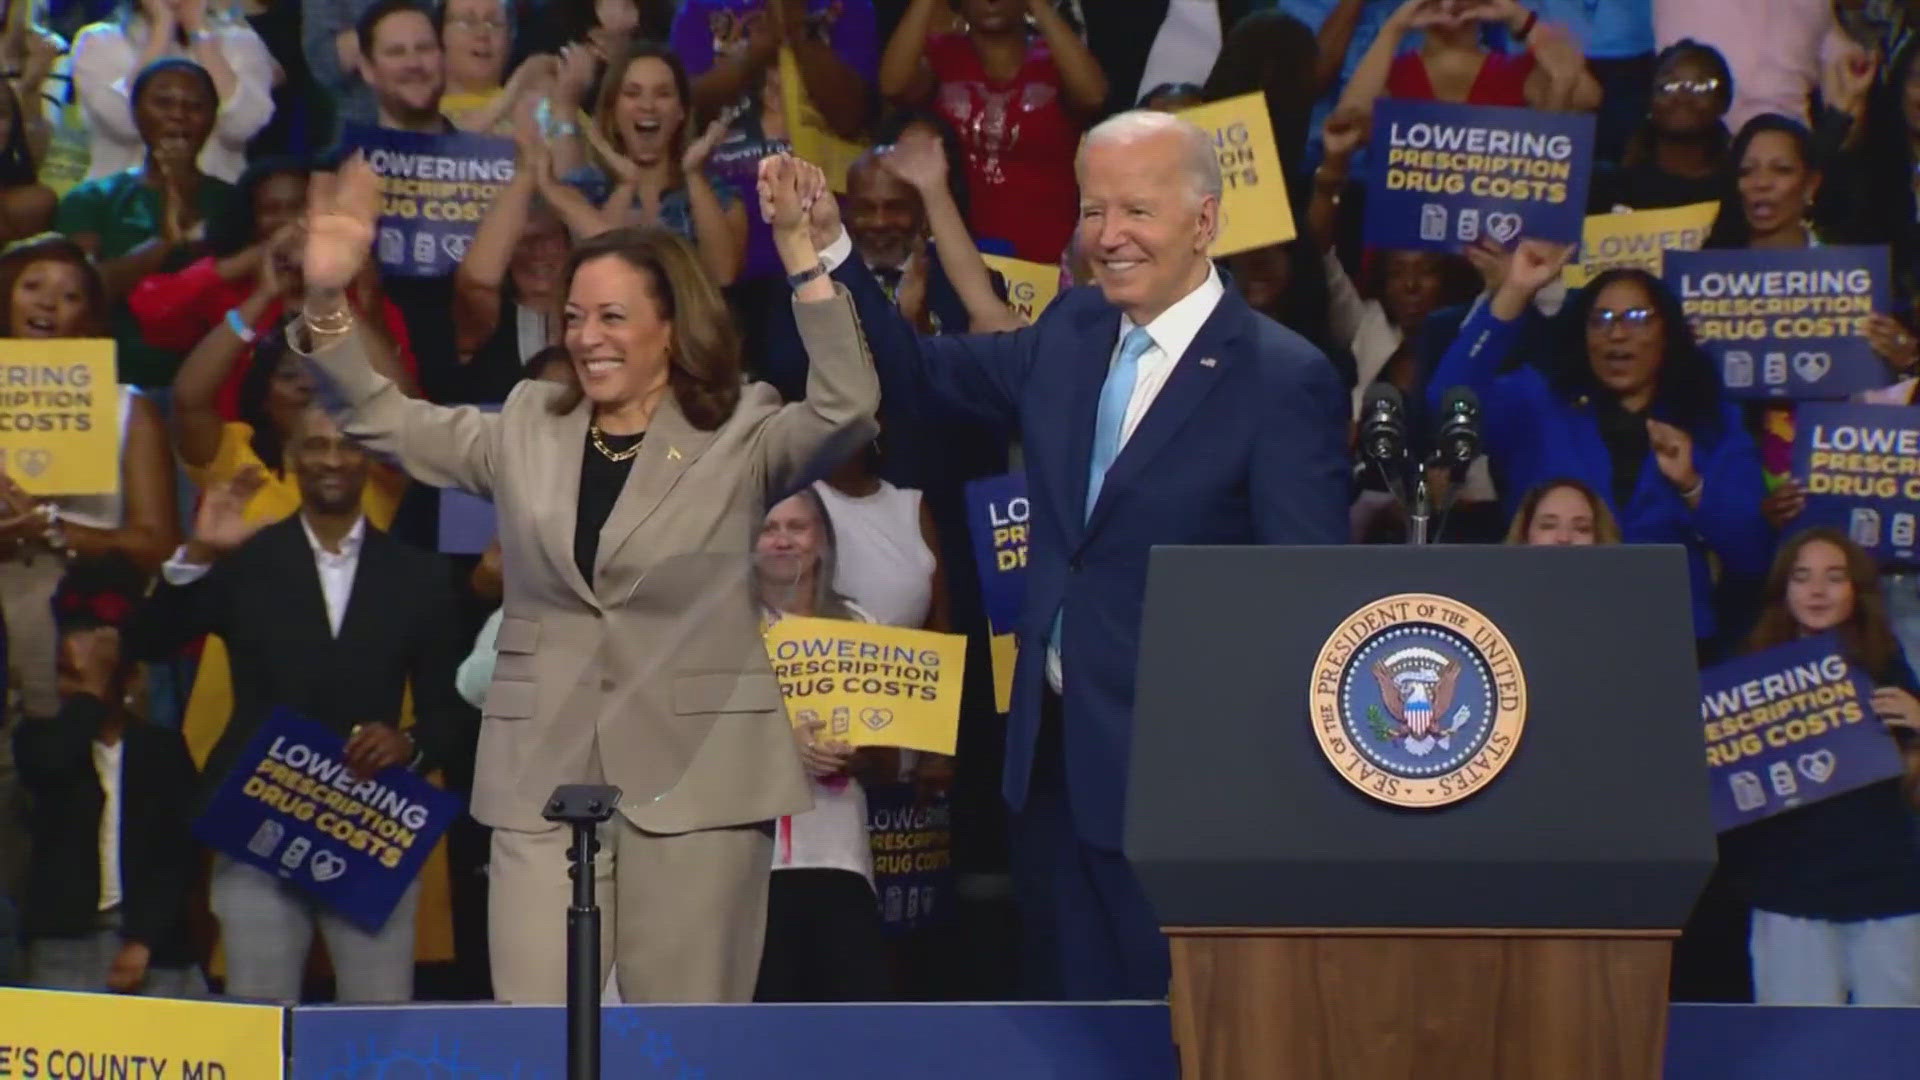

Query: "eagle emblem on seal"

xmin=1370 ymin=647 xmax=1473 ymax=757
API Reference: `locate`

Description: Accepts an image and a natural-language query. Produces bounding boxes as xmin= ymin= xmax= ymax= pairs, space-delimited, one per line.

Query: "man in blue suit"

xmin=802 ymin=109 xmax=1350 ymax=1000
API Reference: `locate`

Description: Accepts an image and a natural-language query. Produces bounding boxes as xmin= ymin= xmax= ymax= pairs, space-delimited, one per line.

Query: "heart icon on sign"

xmin=1793 ymin=351 xmax=1831 ymax=383
xmin=16 ymin=449 xmax=49 ymax=478
xmin=441 ymin=233 xmax=473 ymax=264
xmin=1797 ymin=749 xmax=1836 ymax=784
xmin=309 ymin=849 xmax=348 ymax=882
xmin=1485 ymin=212 xmax=1523 ymax=244
xmin=860 ymin=707 xmax=893 ymax=731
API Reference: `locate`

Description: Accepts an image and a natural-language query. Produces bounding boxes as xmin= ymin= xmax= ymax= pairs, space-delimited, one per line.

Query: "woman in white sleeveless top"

xmin=753 ymin=487 xmax=893 ymax=1001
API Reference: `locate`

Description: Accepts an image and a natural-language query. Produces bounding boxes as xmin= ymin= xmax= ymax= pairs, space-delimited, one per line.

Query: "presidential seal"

xmin=1309 ymin=593 xmax=1527 ymax=809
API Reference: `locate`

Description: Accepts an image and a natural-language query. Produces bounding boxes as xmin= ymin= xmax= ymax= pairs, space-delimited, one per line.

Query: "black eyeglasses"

xmin=1587 ymin=307 xmax=1657 ymax=331
xmin=1656 ymin=78 xmax=1722 ymax=97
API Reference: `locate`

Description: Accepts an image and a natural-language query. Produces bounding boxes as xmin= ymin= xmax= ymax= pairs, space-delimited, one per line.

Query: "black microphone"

xmin=1435 ymin=386 xmax=1481 ymax=475
xmin=1360 ymin=383 xmax=1407 ymax=467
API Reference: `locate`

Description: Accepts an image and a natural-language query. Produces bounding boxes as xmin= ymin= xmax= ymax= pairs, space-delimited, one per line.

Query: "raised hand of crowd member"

xmin=1865 ymin=313 xmax=1919 ymax=378
xmin=1647 ymin=417 xmax=1705 ymax=510
xmin=682 ymin=117 xmax=727 ymax=178
xmin=794 ymin=717 xmax=856 ymax=779
xmin=1488 ymin=237 xmax=1574 ymax=319
xmin=183 ymin=466 xmax=269 ymax=562
xmin=1821 ymin=38 xmax=1878 ymax=150
xmin=1309 ymin=105 xmax=1368 ymax=252
xmin=457 ymin=52 xmax=562 ymax=134
xmin=591 ymin=0 xmax=642 ymax=55
xmin=876 ymin=128 xmax=1024 ymax=332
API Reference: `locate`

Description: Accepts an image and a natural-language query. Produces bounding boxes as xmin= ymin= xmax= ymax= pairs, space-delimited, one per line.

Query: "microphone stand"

xmin=1407 ymin=472 xmax=1432 ymax=546
xmin=543 ymin=784 xmax=622 ymax=1080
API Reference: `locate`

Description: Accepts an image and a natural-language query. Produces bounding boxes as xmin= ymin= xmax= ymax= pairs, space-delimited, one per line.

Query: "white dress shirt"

xmin=820 ymin=229 xmax=1227 ymax=691
xmin=1046 ymin=266 xmax=1225 ymax=690
xmin=92 ymin=738 xmax=123 ymax=910
xmin=162 ymin=514 xmax=368 ymax=637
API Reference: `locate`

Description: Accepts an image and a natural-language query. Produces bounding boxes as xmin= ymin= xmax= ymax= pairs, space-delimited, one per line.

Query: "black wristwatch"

xmin=787 ymin=261 xmax=828 ymax=289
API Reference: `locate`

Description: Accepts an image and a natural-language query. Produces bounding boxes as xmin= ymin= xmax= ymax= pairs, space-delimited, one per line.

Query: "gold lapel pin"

xmin=667 ymin=446 xmax=683 ymax=461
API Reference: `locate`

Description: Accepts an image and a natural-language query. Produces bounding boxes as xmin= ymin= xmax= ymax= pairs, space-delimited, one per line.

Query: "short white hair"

xmin=1077 ymin=110 xmax=1222 ymax=206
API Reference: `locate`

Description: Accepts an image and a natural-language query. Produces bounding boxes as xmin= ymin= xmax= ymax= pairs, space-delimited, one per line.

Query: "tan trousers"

xmin=486 ymin=815 xmax=773 ymax=1004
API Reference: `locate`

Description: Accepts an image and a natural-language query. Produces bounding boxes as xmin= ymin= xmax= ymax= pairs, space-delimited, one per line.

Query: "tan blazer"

xmin=306 ymin=286 xmax=878 ymax=835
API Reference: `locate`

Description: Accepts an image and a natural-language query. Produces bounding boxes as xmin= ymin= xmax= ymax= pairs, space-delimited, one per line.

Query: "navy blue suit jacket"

xmin=837 ymin=255 xmax=1350 ymax=850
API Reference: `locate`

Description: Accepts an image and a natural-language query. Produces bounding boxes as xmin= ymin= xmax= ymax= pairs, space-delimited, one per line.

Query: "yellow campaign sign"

xmin=0 ymin=987 xmax=284 ymax=1078
xmin=0 ymin=339 xmax=119 ymax=496
xmin=980 ymin=254 xmax=1063 ymax=321
xmin=765 ymin=616 xmax=965 ymax=755
xmin=990 ymin=633 xmax=1017 ymax=715
xmin=1178 ymin=92 xmax=1298 ymax=257
xmin=779 ymin=48 xmax=867 ymax=194
xmin=1564 ymin=201 xmax=1719 ymax=288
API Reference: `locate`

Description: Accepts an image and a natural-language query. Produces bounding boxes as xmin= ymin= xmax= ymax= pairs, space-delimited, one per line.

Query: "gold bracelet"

xmin=304 ymin=305 xmax=355 ymax=336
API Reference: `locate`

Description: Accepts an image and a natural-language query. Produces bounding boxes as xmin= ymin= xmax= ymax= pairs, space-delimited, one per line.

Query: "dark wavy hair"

xmin=207 ymin=156 xmax=312 ymax=257
xmin=1623 ymin=39 xmax=1734 ymax=170
xmin=0 ymin=234 xmax=109 ymax=338
xmin=1556 ymin=268 xmax=1726 ymax=436
xmin=0 ymin=81 xmax=37 ymax=188
xmin=1202 ymin=11 xmax=1319 ymax=186
xmin=1705 ymin=113 xmax=1820 ymax=249
xmin=130 ymin=56 xmax=218 ymax=114
xmin=551 ymin=226 xmax=742 ymax=429
xmin=237 ymin=319 xmax=300 ymax=472
xmin=1749 ymin=527 xmax=1901 ymax=682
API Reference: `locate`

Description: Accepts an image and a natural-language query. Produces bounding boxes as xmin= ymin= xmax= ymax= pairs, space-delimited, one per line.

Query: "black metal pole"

xmin=543 ymin=784 xmax=620 ymax=1080
xmin=566 ymin=821 xmax=601 ymax=1080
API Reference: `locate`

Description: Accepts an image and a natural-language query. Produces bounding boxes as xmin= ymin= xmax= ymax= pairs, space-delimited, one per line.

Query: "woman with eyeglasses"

xmin=1591 ymin=39 xmax=1734 ymax=213
xmin=1430 ymin=239 xmax=1770 ymax=654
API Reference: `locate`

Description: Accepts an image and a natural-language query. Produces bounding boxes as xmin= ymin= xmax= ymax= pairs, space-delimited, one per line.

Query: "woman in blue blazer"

xmin=1432 ymin=241 xmax=1771 ymax=650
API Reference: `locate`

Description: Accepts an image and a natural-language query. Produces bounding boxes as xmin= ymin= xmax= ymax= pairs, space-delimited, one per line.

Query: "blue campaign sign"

xmin=194 ymin=710 xmax=462 ymax=932
xmin=437 ymin=489 xmax=495 ymax=554
xmin=1666 ymin=246 xmax=1892 ymax=400
xmin=865 ymin=781 xmax=953 ymax=935
xmin=339 ymin=124 xmax=515 ymax=278
xmin=1791 ymin=401 xmax=1920 ymax=563
xmin=1364 ymin=100 xmax=1593 ymax=251
xmin=1699 ymin=633 xmax=1904 ymax=832
xmin=963 ymin=472 xmax=1028 ymax=636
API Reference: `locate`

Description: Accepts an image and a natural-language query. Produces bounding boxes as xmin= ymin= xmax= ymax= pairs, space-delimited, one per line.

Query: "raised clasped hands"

xmin=304 ymin=155 xmax=382 ymax=296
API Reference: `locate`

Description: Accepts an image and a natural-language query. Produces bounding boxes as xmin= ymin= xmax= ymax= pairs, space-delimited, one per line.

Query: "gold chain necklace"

xmin=589 ymin=425 xmax=644 ymax=462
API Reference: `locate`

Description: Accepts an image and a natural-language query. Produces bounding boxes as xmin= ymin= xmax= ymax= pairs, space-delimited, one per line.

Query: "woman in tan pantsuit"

xmin=291 ymin=153 xmax=877 ymax=1003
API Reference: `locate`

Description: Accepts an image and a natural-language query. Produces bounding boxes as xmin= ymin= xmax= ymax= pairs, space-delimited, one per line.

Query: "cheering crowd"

xmin=0 ymin=0 xmax=1918 ymax=1014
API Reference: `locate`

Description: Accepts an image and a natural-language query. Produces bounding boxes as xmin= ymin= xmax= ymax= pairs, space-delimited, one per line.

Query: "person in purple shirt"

xmin=672 ymin=0 xmax=878 ymax=137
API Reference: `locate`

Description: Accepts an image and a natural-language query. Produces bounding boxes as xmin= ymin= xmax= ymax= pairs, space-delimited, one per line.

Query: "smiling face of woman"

xmin=562 ymin=254 xmax=674 ymax=410
xmin=755 ymin=493 xmax=825 ymax=591
xmin=9 ymin=259 xmax=91 ymax=338
xmin=1786 ymin=538 xmax=1855 ymax=634
xmin=613 ymin=56 xmax=686 ymax=163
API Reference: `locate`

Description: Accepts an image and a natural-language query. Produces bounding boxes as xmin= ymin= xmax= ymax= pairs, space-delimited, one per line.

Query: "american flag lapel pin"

xmin=1199 ymin=357 xmax=1218 ymax=368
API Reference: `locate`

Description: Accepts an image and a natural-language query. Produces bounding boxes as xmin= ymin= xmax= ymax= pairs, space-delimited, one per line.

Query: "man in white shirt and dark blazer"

xmin=125 ymin=405 xmax=464 ymax=1002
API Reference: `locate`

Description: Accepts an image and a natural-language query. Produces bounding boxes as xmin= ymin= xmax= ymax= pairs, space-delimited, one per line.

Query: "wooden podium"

xmin=1167 ymin=928 xmax=1675 ymax=1079
xmin=1127 ymin=546 xmax=1717 ymax=1080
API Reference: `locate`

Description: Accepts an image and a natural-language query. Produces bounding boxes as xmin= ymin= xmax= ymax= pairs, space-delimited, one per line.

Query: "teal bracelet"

xmin=225 ymin=307 xmax=256 ymax=344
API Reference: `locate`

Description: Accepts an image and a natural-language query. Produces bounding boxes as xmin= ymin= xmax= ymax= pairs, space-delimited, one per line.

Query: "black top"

xmin=1587 ymin=161 xmax=1725 ymax=213
xmin=575 ymin=428 xmax=644 ymax=584
xmin=11 ymin=694 xmax=199 ymax=960
xmin=1592 ymin=397 xmax=1652 ymax=509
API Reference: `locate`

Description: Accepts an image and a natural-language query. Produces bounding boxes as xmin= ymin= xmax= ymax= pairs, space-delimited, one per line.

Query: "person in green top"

xmin=54 ymin=57 xmax=234 ymax=389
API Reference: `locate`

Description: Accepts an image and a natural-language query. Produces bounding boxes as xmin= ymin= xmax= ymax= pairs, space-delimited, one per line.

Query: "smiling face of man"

xmin=1075 ymin=121 xmax=1219 ymax=326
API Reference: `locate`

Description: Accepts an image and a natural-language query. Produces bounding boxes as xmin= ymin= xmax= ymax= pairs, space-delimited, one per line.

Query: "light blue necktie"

xmin=1050 ymin=326 xmax=1155 ymax=656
